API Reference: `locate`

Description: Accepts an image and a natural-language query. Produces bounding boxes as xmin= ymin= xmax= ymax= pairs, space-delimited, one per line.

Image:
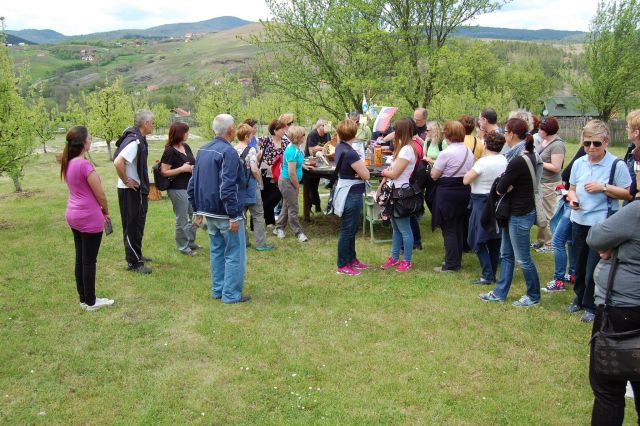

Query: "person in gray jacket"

xmin=586 ymin=201 xmax=640 ymax=425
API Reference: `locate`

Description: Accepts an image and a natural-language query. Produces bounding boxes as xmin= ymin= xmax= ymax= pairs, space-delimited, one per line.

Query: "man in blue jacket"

xmin=188 ymin=114 xmax=250 ymax=303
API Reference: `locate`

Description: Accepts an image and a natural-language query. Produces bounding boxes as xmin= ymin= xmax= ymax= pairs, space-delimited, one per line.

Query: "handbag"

xmin=391 ymin=183 xmax=424 ymax=218
xmin=590 ymin=250 xmax=640 ymax=381
xmin=521 ymin=153 xmax=548 ymax=228
xmin=323 ymin=145 xmax=348 ymax=216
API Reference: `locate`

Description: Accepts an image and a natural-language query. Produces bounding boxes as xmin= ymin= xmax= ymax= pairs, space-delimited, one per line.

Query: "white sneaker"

xmin=276 ymin=229 xmax=285 ymax=239
xmin=85 ymin=298 xmax=115 ymax=311
xmin=297 ymin=233 xmax=308 ymax=242
xmin=80 ymin=302 xmax=87 ymax=310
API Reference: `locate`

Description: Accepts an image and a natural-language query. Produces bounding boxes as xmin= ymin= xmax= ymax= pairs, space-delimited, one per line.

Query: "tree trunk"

xmin=42 ymin=142 xmax=47 ymax=154
xmin=107 ymin=141 xmax=113 ymax=160
xmin=12 ymin=175 xmax=23 ymax=193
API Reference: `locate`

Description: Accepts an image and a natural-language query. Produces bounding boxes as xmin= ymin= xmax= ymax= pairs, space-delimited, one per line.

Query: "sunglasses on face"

xmin=287 ymin=121 xmax=294 ymax=126
xmin=583 ymin=140 xmax=603 ymax=148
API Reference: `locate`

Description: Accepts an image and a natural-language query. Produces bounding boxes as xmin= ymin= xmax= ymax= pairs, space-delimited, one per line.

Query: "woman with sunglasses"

xmin=479 ymin=118 xmax=542 ymax=306
xmin=566 ymin=119 xmax=632 ymax=322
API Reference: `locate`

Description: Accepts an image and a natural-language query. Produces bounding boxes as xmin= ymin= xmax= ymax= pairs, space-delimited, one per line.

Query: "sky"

xmin=2 ymin=0 xmax=600 ymax=36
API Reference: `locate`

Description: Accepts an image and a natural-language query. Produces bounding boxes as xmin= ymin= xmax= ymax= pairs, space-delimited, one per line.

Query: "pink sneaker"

xmin=350 ymin=259 xmax=370 ymax=270
xmin=395 ymin=260 xmax=412 ymax=272
xmin=380 ymin=257 xmax=400 ymax=269
xmin=337 ymin=265 xmax=361 ymax=276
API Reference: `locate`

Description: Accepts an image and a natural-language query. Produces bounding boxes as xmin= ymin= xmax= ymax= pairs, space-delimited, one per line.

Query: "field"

xmin=0 ymin=137 xmax=636 ymax=424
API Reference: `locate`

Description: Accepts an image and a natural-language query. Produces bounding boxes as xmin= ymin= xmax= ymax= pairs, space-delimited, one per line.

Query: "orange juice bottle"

xmin=374 ymin=145 xmax=382 ymax=167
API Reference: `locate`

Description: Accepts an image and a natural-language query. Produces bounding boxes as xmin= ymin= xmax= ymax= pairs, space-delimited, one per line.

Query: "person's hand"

xmin=506 ymin=185 xmax=514 ymax=193
xmin=584 ymin=181 xmax=605 ymax=193
xmin=193 ymin=214 xmax=204 ymax=228
xmin=569 ymin=199 xmax=581 ymax=210
xmin=229 ymin=220 xmax=240 ymax=232
xmin=103 ymin=213 xmax=111 ymax=222
xmin=125 ymin=177 xmax=139 ymax=190
xmin=424 ymin=156 xmax=434 ymax=165
xmin=181 ymin=163 xmax=194 ymax=173
xmin=599 ymin=248 xmax=614 ymax=260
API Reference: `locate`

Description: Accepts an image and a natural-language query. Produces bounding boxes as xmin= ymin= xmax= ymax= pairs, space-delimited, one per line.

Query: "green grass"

xmin=0 ymin=140 xmax=636 ymax=424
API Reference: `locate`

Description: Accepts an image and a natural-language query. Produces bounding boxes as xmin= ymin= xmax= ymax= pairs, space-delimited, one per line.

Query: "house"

xmin=172 ymin=108 xmax=191 ymax=117
xmin=146 ymin=85 xmax=160 ymax=91
xmin=542 ymin=96 xmax=599 ymax=118
xmin=184 ymin=32 xmax=193 ymax=43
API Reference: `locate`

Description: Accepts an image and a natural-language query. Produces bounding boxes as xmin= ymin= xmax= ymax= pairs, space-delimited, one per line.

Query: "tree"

xmin=194 ymin=75 xmax=245 ymax=139
xmin=572 ymin=0 xmax=640 ymax=121
xmin=30 ymin=89 xmax=59 ymax=154
xmin=500 ymin=60 xmax=550 ymax=112
xmin=371 ymin=0 xmax=507 ymax=109
xmin=251 ymin=0 xmax=508 ymax=119
xmin=250 ymin=0 xmax=388 ymax=120
xmin=83 ymin=77 xmax=133 ymax=160
xmin=0 ymin=20 xmax=36 ymax=190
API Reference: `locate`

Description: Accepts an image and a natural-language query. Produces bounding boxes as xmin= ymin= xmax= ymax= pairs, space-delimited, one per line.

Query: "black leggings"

xmin=71 ymin=228 xmax=103 ymax=306
xmin=590 ymin=305 xmax=640 ymax=425
xmin=261 ymin=177 xmax=282 ymax=225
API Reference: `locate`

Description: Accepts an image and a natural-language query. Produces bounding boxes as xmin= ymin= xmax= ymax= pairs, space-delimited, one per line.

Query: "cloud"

xmin=3 ymin=0 xmax=597 ymax=35
xmin=472 ymin=0 xmax=599 ymax=31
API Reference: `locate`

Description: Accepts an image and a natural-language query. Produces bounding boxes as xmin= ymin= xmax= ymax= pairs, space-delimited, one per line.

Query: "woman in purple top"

xmin=61 ymin=126 xmax=114 ymax=311
xmin=430 ymin=121 xmax=473 ymax=272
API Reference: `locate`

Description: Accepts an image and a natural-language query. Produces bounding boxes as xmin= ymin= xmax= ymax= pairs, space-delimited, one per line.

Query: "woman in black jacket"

xmin=479 ymin=118 xmax=542 ymax=306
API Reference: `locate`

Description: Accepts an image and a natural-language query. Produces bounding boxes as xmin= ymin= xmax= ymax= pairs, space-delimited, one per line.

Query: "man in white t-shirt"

xmin=113 ymin=110 xmax=154 ymax=274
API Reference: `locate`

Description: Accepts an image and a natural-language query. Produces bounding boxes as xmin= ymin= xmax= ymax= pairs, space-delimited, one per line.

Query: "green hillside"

xmin=10 ymin=23 xmax=262 ymax=101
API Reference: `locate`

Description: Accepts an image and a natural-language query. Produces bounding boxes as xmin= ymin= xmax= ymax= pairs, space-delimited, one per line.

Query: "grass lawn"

xmin=0 ymin=138 xmax=636 ymax=424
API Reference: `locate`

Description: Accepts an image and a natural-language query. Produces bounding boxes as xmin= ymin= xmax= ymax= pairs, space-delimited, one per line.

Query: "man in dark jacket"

xmin=113 ymin=109 xmax=154 ymax=274
xmin=188 ymin=114 xmax=250 ymax=304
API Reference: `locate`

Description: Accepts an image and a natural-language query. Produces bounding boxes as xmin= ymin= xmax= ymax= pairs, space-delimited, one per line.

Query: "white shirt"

xmin=388 ymin=145 xmax=416 ymax=187
xmin=470 ymin=154 xmax=508 ymax=194
xmin=115 ymin=140 xmax=140 ymax=189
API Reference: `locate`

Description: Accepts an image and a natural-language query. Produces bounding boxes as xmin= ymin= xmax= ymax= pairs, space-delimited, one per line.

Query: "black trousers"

xmin=117 ymin=188 xmax=148 ymax=266
xmin=590 ymin=305 xmax=640 ymax=425
xmin=441 ymin=218 xmax=464 ymax=271
xmin=261 ymin=177 xmax=281 ymax=225
xmin=572 ymin=223 xmax=600 ymax=311
xmin=306 ymin=176 xmax=322 ymax=212
xmin=71 ymin=228 xmax=103 ymax=306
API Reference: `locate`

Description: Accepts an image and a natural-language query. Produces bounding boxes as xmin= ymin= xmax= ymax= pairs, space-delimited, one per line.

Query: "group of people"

xmin=61 ymin=106 xmax=640 ymax=423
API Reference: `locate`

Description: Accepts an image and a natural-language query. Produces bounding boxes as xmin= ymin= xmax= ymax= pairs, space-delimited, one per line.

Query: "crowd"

xmin=60 ymin=106 xmax=640 ymax=424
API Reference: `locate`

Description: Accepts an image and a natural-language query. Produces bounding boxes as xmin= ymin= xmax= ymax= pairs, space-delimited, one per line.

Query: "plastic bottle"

xmin=365 ymin=146 xmax=372 ymax=166
xmin=374 ymin=145 xmax=383 ymax=167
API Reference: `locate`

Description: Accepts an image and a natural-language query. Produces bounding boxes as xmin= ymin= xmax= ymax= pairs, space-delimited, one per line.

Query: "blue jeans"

xmin=476 ymin=239 xmax=501 ymax=282
xmin=552 ymin=214 xmax=575 ymax=280
xmin=493 ymin=210 xmax=541 ymax=301
xmin=391 ymin=216 xmax=413 ymax=262
xmin=337 ymin=193 xmax=362 ymax=267
xmin=206 ymin=217 xmax=246 ymax=303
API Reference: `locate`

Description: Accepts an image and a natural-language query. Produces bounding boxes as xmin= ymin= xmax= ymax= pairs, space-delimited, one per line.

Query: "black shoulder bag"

xmin=590 ymin=250 xmax=640 ymax=381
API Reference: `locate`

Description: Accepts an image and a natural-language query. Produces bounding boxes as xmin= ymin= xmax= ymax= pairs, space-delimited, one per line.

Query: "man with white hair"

xmin=188 ymin=114 xmax=250 ymax=303
xmin=113 ymin=109 xmax=154 ymax=274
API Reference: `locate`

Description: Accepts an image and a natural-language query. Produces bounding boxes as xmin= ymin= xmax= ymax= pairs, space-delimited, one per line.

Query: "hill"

xmin=6 ymin=29 xmax=65 ymax=44
xmin=454 ymin=26 xmax=586 ymax=42
xmin=8 ymin=16 xmax=253 ymax=44
xmin=5 ymin=33 xmax=36 ymax=45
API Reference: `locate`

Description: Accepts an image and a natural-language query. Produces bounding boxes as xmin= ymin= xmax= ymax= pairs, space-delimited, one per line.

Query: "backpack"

xmin=623 ymin=144 xmax=638 ymax=198
xmin=238 ymin=146 xmax=252 ymax=188
xmin=152 ymin=161 xmax=172 ymax=191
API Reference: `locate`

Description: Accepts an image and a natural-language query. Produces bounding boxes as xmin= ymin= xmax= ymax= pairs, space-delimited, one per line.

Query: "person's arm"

xmin=250 ymin=158 xmax=262 ymax=185
xmin=463 ymin=169 xmax=479 ymax=185
xmin=86 ymin=170 xmax=109 ymax=220
xmin=430 ymin=166 xmax=443 ymax=180
xmin=583 ymin=181 xmax=631 ymax=200
xmin=567 ymin=185 xmax=580 ymax=210
xmin=543 ymin=152 xmax=564 ymax=174
xmin=496 ymin=158 xmax=521 ymax=195
xmin=383 ymin=158 xmax=409 ymax=180
xmin=220 ymin=149 xmax=242 ymax=231
xmin=383 ymin=131 xmax=395 ymax=143
xmin=161 ymin=162 xmax=192 ymax=177
xmin=287 ymin=161 xmax=300 ymax=192
xmin=113 ymin=155 xmax=138 ymax=190
xmin=351 ymin=159 xmax=370 ymax=180
xmin=587 ymin=202 xmax=639 ymax=251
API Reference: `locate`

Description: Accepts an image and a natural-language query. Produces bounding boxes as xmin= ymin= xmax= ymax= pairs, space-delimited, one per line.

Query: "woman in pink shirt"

xmin=61 ymin=126 xmax=114 ymax=311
